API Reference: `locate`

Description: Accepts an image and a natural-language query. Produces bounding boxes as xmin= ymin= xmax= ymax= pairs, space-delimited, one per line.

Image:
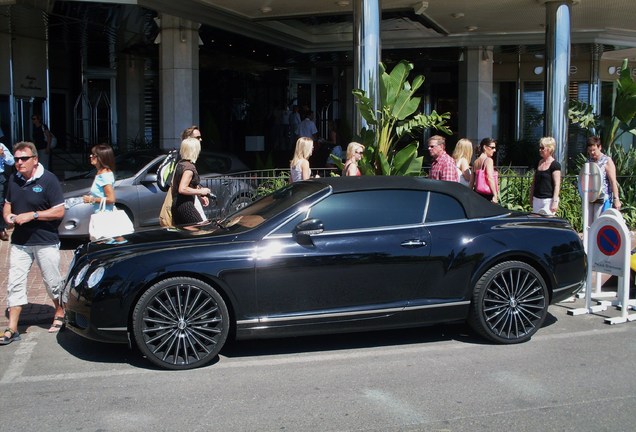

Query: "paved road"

xmin=1 ymin=298 xmax=635 ymax=432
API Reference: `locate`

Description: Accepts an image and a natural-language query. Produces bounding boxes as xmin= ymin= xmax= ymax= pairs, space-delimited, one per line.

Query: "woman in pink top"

xmin=343 ymin=142 xmax=364 ymax=176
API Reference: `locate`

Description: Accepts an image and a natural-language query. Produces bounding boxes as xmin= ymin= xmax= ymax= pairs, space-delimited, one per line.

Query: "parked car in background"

xmin=62 ymin=176 xmax=586 ymax=370
xmin=60 ymin=150 xmax=254 ymax=238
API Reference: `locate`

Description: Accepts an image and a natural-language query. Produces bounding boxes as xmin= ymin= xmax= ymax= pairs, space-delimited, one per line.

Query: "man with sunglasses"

xmin=1 ymin=142 xmax=65 ymax=345
xmin=428 ymin=135 xmax=459 ymax=182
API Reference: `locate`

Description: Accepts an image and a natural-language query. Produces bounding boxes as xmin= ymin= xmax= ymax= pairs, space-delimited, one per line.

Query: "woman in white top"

xmin=452 ymin=138 xmax=473 ymax=186
xmin=290 ymin=137 xmax=315 ymax=182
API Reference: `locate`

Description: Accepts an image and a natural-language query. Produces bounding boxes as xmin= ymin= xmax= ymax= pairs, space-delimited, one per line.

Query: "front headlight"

xmin=74 ymin=264 xmax=90 ymax=288
xmin=87 ymin=267 xmax=105 ymax=288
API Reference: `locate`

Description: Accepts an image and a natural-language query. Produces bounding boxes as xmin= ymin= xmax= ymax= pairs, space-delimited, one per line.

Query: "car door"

xmin=254 ymin=189 xmax=432 ymax=324
xmin=129 ymin=156 xmax=165 ymax=227
xmin=413 ymin=191 xmax=472 ymax=302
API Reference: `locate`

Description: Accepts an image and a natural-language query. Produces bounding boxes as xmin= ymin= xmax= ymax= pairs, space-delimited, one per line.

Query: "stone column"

xmin=158 ymin=14 xmax=199 ymax=150
xmin=458 ymin=46 xmax=494 ymax=145
xmin=543 ymin=0 xmax=572 ymax=173
xmin=353 ymin=0 xmax=381 ymax=134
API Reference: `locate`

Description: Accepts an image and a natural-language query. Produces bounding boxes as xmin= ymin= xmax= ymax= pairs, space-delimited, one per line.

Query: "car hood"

xmin=81 ymin=221 xmax=241 ymax=259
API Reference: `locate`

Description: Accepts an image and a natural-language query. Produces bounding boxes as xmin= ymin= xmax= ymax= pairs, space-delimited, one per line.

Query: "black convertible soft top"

xmin=309 ymin=176 xmax=509 ymax=220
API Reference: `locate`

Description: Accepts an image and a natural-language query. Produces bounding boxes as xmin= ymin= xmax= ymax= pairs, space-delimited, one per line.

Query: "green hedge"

xmin=499 ymin=169 xmax=636 ymax=232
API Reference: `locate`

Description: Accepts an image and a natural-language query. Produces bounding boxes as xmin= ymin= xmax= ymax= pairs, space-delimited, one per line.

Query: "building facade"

xmin=1 ymin=0 xmax=635 ymax=172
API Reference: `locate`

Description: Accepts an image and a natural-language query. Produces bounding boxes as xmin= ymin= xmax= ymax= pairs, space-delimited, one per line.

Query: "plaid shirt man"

xmin=428 ymin=136 xmax=459 ymax=182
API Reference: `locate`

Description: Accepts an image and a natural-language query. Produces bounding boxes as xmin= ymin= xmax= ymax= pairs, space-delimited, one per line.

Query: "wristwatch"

xmin=33 ymin=212 xmax=39 ymax=220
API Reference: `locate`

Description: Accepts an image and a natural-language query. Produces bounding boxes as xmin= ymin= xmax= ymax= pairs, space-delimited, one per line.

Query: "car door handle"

xmin=401 ymin=239 xmax=426 ymax=248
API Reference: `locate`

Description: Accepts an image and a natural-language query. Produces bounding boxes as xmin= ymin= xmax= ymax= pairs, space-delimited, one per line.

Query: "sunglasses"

xmin=355 ymin=151 xmax=363 ymax=154
xmin=15 ymin=155 xmax=36 ymax=162
xmin=487 ymin=146 xmax=497 ymax=150
xmin=539 ymin=146 xmax=545 ymax=150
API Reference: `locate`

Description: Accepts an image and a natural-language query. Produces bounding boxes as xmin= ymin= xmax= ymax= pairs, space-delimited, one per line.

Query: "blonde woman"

xmin=290 ymin=137 xmax=315 ymax=182
xmin=343 ymin=142 xmax=364 ymax=176
xmin=452 ymin=138 xmax=473 ymax=186
xmin=171 ymin=137 xmax=212 ymax=225
xmin=529 ymin=137 xmax=561 ymax=215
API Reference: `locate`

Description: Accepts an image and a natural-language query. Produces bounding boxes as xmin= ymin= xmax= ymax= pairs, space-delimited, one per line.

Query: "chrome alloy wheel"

xmin=133 ymin=277 xmax=229 ymax=370
xmin=469 ymin=261 xmax=548 ymax=344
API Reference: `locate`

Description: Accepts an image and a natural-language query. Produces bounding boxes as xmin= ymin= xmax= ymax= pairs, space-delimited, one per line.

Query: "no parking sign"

xmin=588 ymin=212 xmax=629 ymax=276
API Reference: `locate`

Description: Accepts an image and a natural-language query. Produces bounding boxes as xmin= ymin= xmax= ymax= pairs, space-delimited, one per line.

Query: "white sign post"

xmin=568 ymin=210 xmax=636 ymax=324
xmin=577 ymin=162 xmax=611 ymax=298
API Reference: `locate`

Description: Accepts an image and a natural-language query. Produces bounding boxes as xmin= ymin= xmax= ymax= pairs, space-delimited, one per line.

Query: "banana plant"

xmin=605 ymin=58 xmax=636 ymax=153
xmin=351 ymin=60 xmax=451 ymax=175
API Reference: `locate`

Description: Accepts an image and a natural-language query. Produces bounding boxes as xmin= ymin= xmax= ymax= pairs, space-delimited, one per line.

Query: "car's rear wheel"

xmin=132 ymin=277 xmax=229 ymax=370
xmin=468 ymin=261 xmax=548 ymax=344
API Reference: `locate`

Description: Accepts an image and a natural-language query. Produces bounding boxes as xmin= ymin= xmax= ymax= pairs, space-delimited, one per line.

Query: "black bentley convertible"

xmin=62 ymin=176 xmax=586 ymax=369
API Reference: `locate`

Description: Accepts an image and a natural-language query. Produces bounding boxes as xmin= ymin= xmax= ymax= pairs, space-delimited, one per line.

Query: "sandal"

xmin=0 ymin=328 xmax=21 ymax=345
xmin=49 ymin=316 xmax=65 ymax=333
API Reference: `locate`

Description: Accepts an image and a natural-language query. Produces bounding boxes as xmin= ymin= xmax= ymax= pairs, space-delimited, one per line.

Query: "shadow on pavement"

xmin=53 ymin=314 xmax=560 ymax=369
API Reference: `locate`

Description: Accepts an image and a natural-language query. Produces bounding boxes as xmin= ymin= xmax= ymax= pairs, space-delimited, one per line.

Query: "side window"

xmin=307 ymin=190 xmax=427 ymax=231
xmin=425 ymin=192 xmax=466 ymax=223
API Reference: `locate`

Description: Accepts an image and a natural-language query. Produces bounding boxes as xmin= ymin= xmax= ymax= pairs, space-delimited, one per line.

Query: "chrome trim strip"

xmin=553 ymin=282 xmax=584 ymax=294
xmin=236 ymin=301 xmax=469 ymax=326
xmin=406 ymin=301 xmax=470 ymax=311
xmin=265 ymin=213 xmax=511 ymax=239
xmin=96 ymin=327 xmax=128 ymax=332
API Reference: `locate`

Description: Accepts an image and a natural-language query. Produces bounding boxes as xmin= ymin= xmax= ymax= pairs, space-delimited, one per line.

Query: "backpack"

xmin=156 ymin=149 xmax=179 ymax=192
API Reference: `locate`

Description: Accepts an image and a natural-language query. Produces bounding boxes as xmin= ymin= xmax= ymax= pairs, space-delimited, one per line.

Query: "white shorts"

xmin=6 ymin=243 xmax=62 ymax=307
xmin=532 ymin=197 xmax=554 ymax=216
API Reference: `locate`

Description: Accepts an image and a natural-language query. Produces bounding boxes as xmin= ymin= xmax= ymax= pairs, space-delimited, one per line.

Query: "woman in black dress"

xmin=171 ymin=137 xmax=212 ymax=225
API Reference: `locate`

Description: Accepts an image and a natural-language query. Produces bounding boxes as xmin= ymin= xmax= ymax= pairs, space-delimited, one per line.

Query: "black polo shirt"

xmin=6 ymin=166 xmax=64 ymax=246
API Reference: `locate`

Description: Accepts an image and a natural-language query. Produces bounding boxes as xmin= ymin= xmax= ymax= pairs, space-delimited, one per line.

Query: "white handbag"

xmin=89 ymin=198 xmax=134 ymax=241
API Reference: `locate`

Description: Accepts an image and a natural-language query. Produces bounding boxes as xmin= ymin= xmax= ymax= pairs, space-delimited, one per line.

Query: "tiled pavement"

xmin=0 ymin=232 xmax=75 ymax=330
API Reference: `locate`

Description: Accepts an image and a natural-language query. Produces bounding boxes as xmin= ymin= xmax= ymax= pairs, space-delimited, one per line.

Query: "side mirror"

xmin=292 ymin=218 xmax=324 ymax=246
xmin=142 ymin=173 xmax=158 ymax=184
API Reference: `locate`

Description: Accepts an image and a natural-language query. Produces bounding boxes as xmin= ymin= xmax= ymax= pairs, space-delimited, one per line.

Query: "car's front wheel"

xmin=468 ymin=261 xmax=548 ymax=344
xmin=132 ymin=277 xmax=230 ymax=370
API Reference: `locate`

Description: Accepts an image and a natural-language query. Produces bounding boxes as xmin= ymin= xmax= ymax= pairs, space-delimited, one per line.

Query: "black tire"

xmin=132 ymin=277 xmax=230 ymax=370
xmin=468 ymin=261 xmax=548 ymax=344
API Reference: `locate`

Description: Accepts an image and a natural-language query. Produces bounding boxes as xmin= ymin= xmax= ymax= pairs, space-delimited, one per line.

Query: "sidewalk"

xmin=0 ymin=236 xmax=75 ymax=329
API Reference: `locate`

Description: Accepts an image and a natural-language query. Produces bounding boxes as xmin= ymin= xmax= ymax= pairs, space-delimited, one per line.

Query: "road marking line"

xmin=0 ymin=332 xmax=40 ymax=384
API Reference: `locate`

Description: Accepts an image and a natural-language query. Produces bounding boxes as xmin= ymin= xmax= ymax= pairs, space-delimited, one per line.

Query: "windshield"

xmin=216 ymin=181 xmax=327 ymax=232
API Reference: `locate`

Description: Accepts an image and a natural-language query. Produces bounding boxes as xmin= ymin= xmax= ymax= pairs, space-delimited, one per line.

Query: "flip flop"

xmin=48 ymin=316 xmax=65 ymax=333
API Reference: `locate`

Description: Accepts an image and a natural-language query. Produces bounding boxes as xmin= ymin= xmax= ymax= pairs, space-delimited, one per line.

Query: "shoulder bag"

xmin=89 ymin=198 xmax=134 ymax=241
xmin=159 ymin=188 xmax=173 ymax=227
xmin=475 ymin=168 xmax=499 ymax=195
